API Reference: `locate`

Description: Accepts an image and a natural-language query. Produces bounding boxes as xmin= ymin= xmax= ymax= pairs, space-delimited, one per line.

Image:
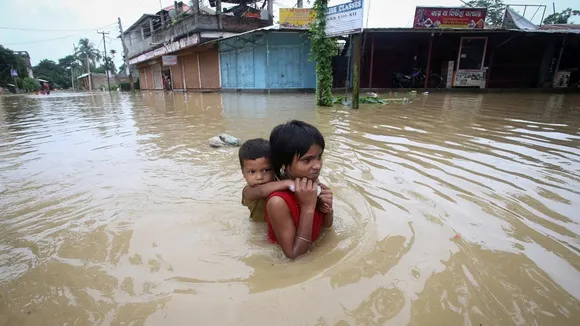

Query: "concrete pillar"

xmin=268 ymin=0 xmax=274 ymax=22
xmin=216 ymin=0 xmax=222 ymax=14
xmin=191 ymin=0 xmax=200 ymax=14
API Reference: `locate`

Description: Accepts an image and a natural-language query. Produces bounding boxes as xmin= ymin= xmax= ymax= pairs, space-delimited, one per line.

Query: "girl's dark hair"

xmin=269 ymin=120 xmax=325 ymax=179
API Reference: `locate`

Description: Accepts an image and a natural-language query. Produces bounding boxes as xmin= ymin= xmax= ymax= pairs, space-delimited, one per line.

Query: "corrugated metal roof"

xmin=203 ymin=24 xmax=304 ymax=45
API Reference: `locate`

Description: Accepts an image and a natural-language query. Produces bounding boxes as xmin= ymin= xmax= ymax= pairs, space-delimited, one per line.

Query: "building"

xmin=15 ymin=51 xmax=33 ymax=78
xmin=217 ymin=26 xmax=316 ymax=91
xmin=123 ymin=0 xmax=274 ymax=91
xmin=77 ymin=73 xmax=129 ymax=90
xmin=356 ymin=7 xmax=580 ymax=90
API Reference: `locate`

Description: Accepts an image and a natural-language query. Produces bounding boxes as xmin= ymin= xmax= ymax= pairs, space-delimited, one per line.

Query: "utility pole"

xmin=118 ymin=17 xmax=135 ymax=91
xmin=70 ymin=66 xmax=75 ymax=91
xmin=98 ymin=31 xmax=111 ymax=92
xmin=351 ymin=33 xmax=362 ymax=110
xmin=297 ymin=0 xmax=303 ymax=8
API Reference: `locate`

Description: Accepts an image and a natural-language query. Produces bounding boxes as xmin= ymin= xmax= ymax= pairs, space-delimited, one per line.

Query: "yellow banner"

xmin=279 ymin=8 xmax=315 ymax=29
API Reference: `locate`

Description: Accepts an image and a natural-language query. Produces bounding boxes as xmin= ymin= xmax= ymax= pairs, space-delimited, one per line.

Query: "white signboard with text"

xmin=325 ymin=0 xmax=364 ymax=37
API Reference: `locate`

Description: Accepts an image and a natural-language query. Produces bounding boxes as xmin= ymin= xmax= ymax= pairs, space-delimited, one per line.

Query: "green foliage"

xmin=33 ymin=59 xmax=71 ymax=89
xmin=21 ymin=77 xmax=40 ymax=92
xmin=309 ymin=0 xmax=334 ymax=107
xmin=462 ymin=0 xmax=505 ymax=26
xmin=58 ymin=55 xmax=81 ymax=69
xmin=0 ymin=45 xmax=29 ymax=86
xmin=543 ymin=8 xmax=580 ymax=24
xmin=103 ymin=57 xmax=117 ymax=74
xmin=75 ymin=38 xmax=102 ymax=73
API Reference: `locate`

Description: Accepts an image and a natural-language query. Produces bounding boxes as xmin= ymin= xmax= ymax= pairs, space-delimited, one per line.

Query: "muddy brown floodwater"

xmin=0 ymin=91 xmax=579 ymax=325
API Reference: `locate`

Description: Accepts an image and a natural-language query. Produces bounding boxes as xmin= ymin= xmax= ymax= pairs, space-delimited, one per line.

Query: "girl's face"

xmin=286 ymin=144 xmax=323 ymax=182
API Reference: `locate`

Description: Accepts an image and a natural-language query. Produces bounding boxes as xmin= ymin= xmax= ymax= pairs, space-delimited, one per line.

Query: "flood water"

xmin=1 ymin=91 xmax=579 ymax=325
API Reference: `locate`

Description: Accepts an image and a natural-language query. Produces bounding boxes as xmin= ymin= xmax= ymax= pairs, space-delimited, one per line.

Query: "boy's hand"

xmin=318 ymin=183 xmax=333 ymax=214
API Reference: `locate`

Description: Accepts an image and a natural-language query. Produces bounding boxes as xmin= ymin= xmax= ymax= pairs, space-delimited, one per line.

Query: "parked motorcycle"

xmin=393 ymin=67 xmax=442 ymax=89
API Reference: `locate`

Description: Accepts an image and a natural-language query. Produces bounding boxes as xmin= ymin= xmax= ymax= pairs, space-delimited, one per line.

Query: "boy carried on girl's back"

xmin=239 ymin=138 xmax=294 ymax=221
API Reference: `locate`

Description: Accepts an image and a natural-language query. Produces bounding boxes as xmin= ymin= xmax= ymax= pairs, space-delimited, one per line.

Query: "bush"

xmin=21 ymin=77 xmax=40 ymax=92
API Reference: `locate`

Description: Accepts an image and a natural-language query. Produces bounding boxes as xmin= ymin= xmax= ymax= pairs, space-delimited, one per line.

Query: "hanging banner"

xmin=325 ymin=0 xmax=364 ymax=37
xmin=279 ymin=8 xmax=315 ymax=29
xmin=413 ymin=7 xmax=487 ymax=29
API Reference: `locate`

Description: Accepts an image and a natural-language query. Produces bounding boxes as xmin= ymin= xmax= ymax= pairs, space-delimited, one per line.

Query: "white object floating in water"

xmin=208 ymin=134 xmax=241 ymax=148
xmin=288 ymin=184 xmax=322 ymax=197
xmin=423 ymin=91 xmax=429 ymax=95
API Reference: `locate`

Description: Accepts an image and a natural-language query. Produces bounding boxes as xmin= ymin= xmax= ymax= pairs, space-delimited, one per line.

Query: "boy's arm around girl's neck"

xmin=242 ymin=180 xmax=294 ymax=202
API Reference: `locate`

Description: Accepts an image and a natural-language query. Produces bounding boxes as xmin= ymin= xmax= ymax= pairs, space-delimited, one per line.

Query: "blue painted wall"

xmin=219 ymin=31 xmax=316 ymax=90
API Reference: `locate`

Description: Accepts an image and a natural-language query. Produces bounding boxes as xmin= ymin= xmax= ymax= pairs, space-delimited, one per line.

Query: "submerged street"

xmin=0 ymin=91 xmax=579 ymax=325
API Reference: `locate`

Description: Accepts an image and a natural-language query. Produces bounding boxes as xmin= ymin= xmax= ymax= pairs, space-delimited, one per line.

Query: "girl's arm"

xmin=267 ymin=196 xmax=315 ymax=259
xmin=243 ymin=180 xmax=294 ymax=202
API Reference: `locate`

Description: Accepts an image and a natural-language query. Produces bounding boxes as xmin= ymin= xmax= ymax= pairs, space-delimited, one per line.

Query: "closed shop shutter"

xmin=199 ymin=50 xmax=220 ymax=89
xmin=151 ymin=63 xmax=162 ymax=90
xmin=144 ymin=66 xmax=154 ymax=89
xmin=171 ymin=57 xmax=184 ymax=90
xmin=183 ymin=54 xmax=200 ymax=89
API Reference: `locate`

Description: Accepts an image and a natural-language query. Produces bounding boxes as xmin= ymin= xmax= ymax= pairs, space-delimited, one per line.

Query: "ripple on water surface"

xmin=0 ymin=91 xmax=579 ymax=325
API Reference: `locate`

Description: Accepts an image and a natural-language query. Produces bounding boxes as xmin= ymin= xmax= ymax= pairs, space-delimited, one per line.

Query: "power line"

xmin=3 ymin=34 xmax=87 ymax=45
xmin=3 ymin=25 xmax=117 ymax=46
xmin=0 ymin=23 xmax=116 ymax=32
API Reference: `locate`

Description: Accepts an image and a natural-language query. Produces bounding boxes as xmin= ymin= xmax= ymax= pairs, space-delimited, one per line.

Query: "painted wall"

xmin=219 ymin=31 xmax=316 ymax=90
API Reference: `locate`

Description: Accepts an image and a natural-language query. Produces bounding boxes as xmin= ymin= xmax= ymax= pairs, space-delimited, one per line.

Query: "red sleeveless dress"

xmin=265 ymin=190 xmax=324 ymax=243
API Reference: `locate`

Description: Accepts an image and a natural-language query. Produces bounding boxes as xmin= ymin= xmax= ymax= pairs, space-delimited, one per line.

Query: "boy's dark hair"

xmin=269 ymin=120 xmax=325 ymax=179
xmin=238 ymin=138 xmax=270 ymax=169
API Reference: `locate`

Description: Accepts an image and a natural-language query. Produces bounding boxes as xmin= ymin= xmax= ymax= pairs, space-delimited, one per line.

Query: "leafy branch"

xmin=309 ymin=0 xmax=334 ymax=107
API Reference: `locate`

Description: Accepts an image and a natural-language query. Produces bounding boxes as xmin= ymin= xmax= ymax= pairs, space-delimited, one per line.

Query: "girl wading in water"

xmin=265 ymin=120 xmax=334 ymax=259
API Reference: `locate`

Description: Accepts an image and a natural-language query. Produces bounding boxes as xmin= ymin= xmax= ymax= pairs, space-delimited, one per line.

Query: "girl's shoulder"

xmin=267 ymin=189 xmax=295 ymax=202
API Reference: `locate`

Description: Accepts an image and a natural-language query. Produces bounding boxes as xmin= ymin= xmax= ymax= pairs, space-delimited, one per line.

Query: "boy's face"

xmin=242 ymin=157 xmax=274 ymax=187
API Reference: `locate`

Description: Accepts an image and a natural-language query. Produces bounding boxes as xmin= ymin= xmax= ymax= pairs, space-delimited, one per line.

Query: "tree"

xmin=462 ymin=0 xmax=506 ymax=26
xmin=543 ymin=8 xmax=580 ymax=24
xmin=310 ymin=0 xmax=334 ymax=106
xmin=0 ymin=45 xmax=29 ymax=86
xmin=75 ymin=38 xmax=102 ymax=74
xmin=58 ymin=54 xmax=81 ymax=70
xmin=104 ymin=49 xmax=117 ymax=74
xmin=33 ymin=59 xmax=70 ymax=89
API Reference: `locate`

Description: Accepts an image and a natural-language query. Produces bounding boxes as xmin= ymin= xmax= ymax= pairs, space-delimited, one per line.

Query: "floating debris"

xmin=209 ymin=134 xmax=241 ymax=148
xmin=333 ymin=96 xmax=410 ymax=106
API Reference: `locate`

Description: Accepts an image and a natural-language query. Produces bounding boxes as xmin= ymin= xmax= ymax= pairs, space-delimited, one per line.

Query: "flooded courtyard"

xmin=0 ymin=91 xmax=579 ymax=325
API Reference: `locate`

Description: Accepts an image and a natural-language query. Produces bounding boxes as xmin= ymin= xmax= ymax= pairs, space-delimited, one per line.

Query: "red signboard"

xmin=413 ymin=7 xmax=487 ymax=29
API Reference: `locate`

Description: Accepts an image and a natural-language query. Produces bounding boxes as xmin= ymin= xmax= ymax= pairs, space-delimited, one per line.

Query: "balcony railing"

xmin=127 ymin=13 xmax=268 ymax=59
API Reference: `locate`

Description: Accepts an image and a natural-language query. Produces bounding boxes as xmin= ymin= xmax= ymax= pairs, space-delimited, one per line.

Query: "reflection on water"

xmin=1 ymin=91 xmax=579 ymax=325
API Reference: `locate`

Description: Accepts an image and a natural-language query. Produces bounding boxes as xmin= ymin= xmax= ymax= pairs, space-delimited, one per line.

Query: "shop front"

xmin=131 ymin=33 xmax=220 ymax=91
